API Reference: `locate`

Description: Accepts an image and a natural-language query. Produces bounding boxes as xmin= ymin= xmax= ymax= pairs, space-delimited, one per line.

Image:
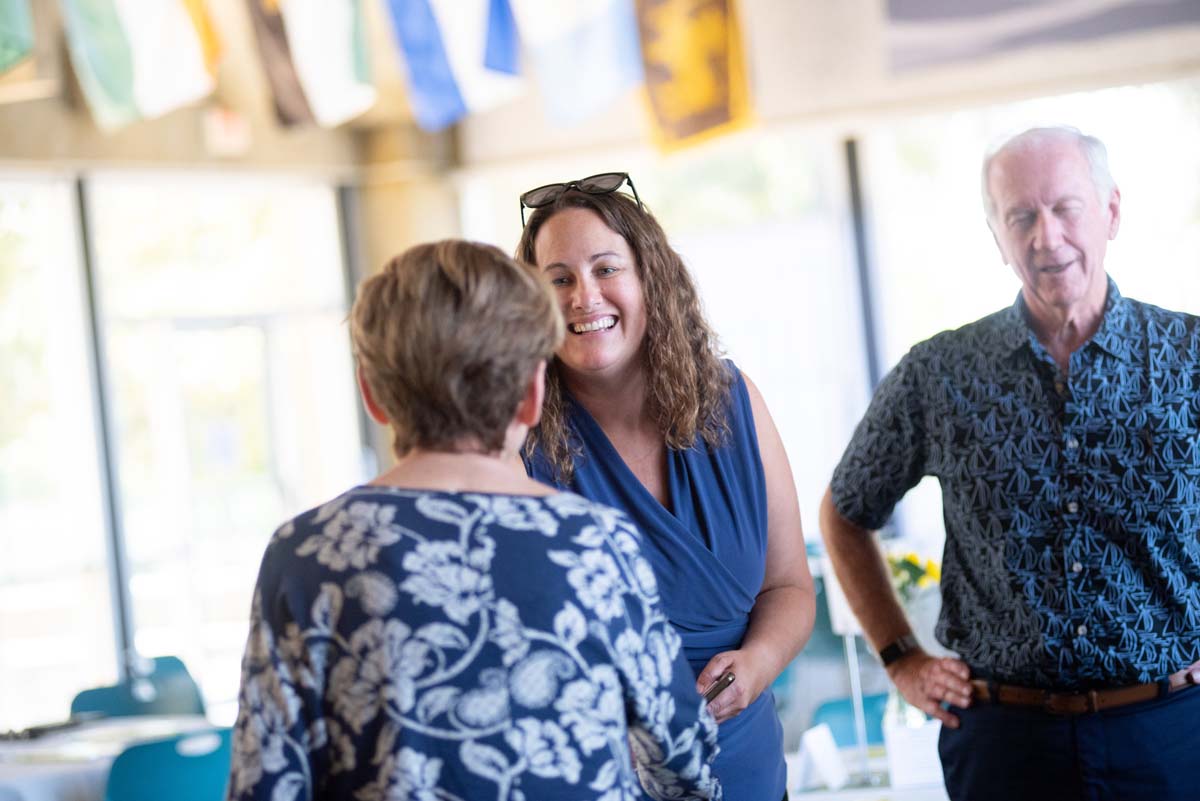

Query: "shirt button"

xmin=1077 ymin=624 xmax=1088 ymax=637
xmin=1066 ymin=437 xmax=1079 ymax=450
xmin=1066 ymin=501 xmax=1079 ymax=514
xmin=1054 ymin=381 xmax=1067 ymax=396
xmin=1071 ymin=561 xmax=1083 ymax=574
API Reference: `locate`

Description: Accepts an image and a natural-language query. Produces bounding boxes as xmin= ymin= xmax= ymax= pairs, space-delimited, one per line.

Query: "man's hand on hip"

xmin=887 ymin=652 xmax=973 ymax=728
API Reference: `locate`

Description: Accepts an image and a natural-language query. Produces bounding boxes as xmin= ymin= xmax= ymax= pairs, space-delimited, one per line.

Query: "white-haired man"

xmin=820 ymin=126 xmax=1200 ymax=801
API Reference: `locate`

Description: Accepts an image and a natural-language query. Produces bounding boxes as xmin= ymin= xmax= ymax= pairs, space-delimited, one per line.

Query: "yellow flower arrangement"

xmin=886 ymin=551 xmax=941 ymax=604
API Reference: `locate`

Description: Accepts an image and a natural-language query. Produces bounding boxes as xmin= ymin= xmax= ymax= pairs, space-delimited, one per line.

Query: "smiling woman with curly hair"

xmin=517 ymin=186 xmax=730 ymax=484
xmin=517 ymin=178 xmax=817 ymax=801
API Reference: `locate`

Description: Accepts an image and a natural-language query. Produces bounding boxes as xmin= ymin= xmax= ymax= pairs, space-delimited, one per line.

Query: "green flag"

xmin=58 ymin=0 xmax=214 ymax=131
xmin=58 ymin=0 xmax=138 ymax=130
xmin=0 ymin=0 xmax=34 ymax=75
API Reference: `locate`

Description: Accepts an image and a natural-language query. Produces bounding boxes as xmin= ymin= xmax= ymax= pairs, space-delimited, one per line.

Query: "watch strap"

xmin=879 ymin=633 xmax=920 ymax=666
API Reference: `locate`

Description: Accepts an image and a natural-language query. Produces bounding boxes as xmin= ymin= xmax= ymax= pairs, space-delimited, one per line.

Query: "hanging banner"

xmin=484 ymin=0 xmax=519 ymax=74
xmin=635 ymin=0 xmax=751 ymax=151
xmin=59 ymin=0 xmax=214 ymax=130
xmin=244 ymin=0 xmax=315 ymax=127
xmin=114 ymin=0 xmax=213 ymax=120
xmin=509 ymin=0 xmax=643 ymax=126
xmin=887 ymin=0 xmax=1200 ymax=71
xmin=382 ymin=0 xmax=523 ymax=131
xmin=0 ymin=0 xmax=34 ymax=74
xmin=279 ymin=0 xmax=376 ymax=127
xmin=427 ymin=0 xmax=523 ymax=117
xmin=180 ymin=0 xmax=222 ymax=77
xmin=58 ymin=0 xmax=139 ymax=129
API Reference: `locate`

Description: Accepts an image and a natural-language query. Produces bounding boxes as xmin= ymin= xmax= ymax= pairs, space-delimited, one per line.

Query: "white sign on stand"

xmin=787 ymin=722 xmax=850 ymax=792
xmin=884 ymin=715 xmax=944 ymax=788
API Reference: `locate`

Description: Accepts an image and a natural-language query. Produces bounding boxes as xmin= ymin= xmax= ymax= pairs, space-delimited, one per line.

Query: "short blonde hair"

xmin=350 ymin=240 xmax=563 ymax=457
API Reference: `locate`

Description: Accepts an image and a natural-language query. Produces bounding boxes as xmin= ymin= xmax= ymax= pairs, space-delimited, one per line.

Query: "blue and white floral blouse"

xmin=227 ymin=487 xmax=722 ymax=801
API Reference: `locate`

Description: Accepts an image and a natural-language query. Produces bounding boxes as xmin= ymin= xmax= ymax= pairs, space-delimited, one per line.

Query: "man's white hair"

xmin=981 ymin=126 xmax=1116 ymax=225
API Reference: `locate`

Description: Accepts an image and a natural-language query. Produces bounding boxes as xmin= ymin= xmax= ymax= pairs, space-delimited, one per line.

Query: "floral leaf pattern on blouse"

xmin=228 ymin=488 xmax=721 ymax=801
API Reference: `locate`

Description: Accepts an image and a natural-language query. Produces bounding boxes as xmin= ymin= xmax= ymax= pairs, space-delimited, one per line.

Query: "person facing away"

xmin=226 ymin=240 xmax=722 ymax=801
xmin=820 ymin=126 xmax=1200 ymax=801
xmin=516 ymin=174 xmax=816 ymax=801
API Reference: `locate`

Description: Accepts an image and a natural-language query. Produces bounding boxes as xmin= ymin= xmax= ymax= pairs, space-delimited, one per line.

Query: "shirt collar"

xmin=1089 ymin=277 xmax=1136 ymax=362
xmin=1000 ymin=276 xmax=1134 ymax=363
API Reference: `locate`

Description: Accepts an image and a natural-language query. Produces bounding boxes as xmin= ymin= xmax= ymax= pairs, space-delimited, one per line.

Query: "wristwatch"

xmin=878 ymin=634 xmax=920 ymax=667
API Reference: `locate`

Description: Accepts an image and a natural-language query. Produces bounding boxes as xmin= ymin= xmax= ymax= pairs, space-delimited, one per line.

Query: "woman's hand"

xmin=695 ymin=649 xmax=768 ymax=724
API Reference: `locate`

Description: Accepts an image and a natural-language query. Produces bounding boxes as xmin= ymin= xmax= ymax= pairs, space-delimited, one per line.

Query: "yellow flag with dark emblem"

xmin=635 ymin=0 xmax=751 ymax=151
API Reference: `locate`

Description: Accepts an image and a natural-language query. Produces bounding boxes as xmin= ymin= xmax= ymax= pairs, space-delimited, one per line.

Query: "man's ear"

xmin=984 ymin=167 xmax=1011 ymax=266
xmin=357 ymin=366 xmax=390 ymax=425
xmin=1106 ymin=186 xmax=1122 ymax=240
xmin=988 ymin=220 xmax=1010 ymax=266
xmin=515 ymin=361 xmax=547 ymax=428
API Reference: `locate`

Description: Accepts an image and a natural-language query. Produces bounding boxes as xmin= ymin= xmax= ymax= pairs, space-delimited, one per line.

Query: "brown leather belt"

xmin=970 ymin=668 xmax=1198 ymax=715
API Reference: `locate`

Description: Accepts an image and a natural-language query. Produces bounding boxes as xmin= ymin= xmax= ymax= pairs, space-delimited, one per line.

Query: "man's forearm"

xmin=818 ymin=487 xmax=914 ymax=653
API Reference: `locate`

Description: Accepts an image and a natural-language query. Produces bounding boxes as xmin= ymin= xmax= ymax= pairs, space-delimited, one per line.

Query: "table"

xmin=0 ymin=716 xmax=211 ymax=801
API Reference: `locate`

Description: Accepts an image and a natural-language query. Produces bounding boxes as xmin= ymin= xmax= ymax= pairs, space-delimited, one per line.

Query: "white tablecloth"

xmin=0 ymin=716 xmax=211 ymax=801
xmin=0 ymin=761 xmax=107 ymax=801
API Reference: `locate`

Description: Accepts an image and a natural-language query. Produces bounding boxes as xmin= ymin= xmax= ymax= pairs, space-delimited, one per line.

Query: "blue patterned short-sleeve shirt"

xmin=832 ymin=278 xmax=1200 ymax=689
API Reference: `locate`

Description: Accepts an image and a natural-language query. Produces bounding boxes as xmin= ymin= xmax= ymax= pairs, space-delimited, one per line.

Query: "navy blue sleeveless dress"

xmin=526 ymin=363 xmax=786 ymax=800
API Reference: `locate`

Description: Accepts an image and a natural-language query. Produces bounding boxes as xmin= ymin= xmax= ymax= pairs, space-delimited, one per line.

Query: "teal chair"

xmin=71 ymin=656 xmax=206 ymax=719
xmin=104 ymin=728 xmax=232 ymax=801
xmin=810 ymin=692 xmax=889 ymax=747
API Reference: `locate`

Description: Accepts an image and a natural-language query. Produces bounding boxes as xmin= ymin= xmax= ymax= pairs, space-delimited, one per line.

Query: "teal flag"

xmin=0 ymin=0 xmax=34 ymax=74
xmin=58 ymin=0 xmax=139 ymax=130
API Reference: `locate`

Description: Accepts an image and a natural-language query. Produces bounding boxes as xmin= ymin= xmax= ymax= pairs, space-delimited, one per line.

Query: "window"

xmin=0 ymin=176 xmax=118 ymax=729
xmin=648 ymin=132 xmax=869 ymax=520
xmin=85 ymin=174 xmax=367 ymax=719
xmin=0 ymin=173 xmax=366 ymax=730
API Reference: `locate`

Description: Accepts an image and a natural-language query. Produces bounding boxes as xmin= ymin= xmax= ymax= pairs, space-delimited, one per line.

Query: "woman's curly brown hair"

xmin=516 ymin=189 xmax=732 ymax=482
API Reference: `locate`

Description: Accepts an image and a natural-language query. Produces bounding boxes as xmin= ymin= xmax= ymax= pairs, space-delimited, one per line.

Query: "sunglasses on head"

xmin=519 ymin=172 xmax=642 ymax=226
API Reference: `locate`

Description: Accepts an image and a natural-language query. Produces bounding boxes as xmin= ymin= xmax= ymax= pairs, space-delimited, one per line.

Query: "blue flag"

xmin=485 ymin=0 xmax=519 ymax=74
xmin=384 ymin=0 xmax=525 ymax=131
xmin=510 ymin=0 xmax=644 ymax=126
xmin=383 ymin=0 xmax=467 ymax=131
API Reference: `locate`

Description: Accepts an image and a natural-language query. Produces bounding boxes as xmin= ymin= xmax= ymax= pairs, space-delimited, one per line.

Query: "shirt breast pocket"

xmin=1116 ymin=409 xmax=1200 ymax=520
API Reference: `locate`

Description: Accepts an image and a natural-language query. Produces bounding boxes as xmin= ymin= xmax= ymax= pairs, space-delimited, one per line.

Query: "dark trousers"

xmin=938 ymin=684 xmax=1200 ymax=801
